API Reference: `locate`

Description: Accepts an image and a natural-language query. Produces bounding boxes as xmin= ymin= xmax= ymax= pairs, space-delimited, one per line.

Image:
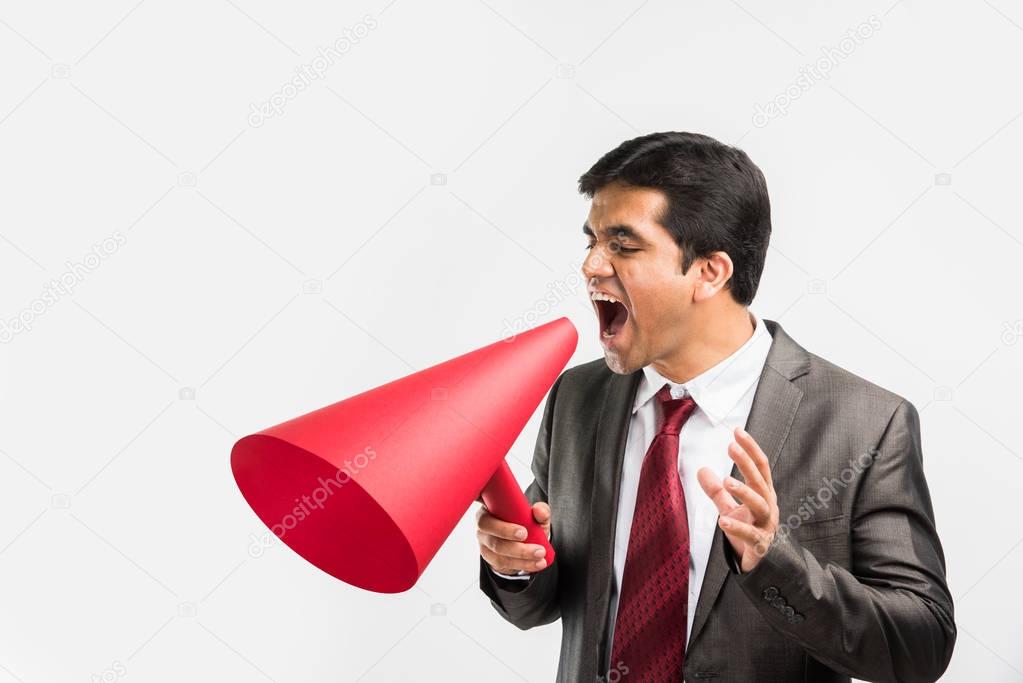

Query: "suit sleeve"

xmin=478 ymin=373 xmax=563 ymax=630
xmin=727 ymin=399 xmax=956 ymax=683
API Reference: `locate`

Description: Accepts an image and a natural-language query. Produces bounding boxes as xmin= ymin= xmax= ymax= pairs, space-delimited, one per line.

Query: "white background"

xmin=1 ymin=0 xmax=1021 ymax=681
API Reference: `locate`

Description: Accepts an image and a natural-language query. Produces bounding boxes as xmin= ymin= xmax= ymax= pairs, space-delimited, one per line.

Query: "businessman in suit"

xmin=475 ymin=132 xmax=956 ymax=682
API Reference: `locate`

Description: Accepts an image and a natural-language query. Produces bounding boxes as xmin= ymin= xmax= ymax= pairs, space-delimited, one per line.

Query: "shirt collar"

xmin=632 ymin=309 xmax=774 ymax=425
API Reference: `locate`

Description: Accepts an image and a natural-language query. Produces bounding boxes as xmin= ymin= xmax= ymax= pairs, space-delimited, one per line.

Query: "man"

xmin=475 ymin=132 xmax=956 ymax=682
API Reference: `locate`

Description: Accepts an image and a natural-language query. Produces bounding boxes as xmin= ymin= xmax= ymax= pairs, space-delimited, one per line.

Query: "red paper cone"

xmin=231 ymin=317 xmax=577 ymax=593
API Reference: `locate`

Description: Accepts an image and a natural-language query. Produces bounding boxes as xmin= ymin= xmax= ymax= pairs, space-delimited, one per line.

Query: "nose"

xmin=582 ymin=243 xmax=615 ymax=280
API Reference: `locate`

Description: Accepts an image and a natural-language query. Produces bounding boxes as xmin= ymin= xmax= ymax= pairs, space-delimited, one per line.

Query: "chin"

xmin=602 ymin=349 xmax=638 ymax=375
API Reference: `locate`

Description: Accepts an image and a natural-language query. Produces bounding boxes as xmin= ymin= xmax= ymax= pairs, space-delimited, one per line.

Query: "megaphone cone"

xmin=231 ymin=317 xmax=578 ymax=593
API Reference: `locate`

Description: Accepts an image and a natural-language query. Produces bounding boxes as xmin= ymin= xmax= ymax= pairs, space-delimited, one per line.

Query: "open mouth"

xmin=592 ymin=293 xmax=629 ymax=340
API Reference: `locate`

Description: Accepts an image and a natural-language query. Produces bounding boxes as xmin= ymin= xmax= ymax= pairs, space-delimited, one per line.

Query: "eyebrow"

xmin=582 ymin=222 xmax=651 ymax=246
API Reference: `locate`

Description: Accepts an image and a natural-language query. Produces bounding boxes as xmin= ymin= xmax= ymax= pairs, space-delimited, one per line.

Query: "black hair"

xmin=577 ymin=131 xmax=771 ymax=306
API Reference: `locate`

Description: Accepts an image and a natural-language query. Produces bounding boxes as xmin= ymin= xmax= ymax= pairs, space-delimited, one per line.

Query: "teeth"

xmin=590 ymin=291 xmax=620 ymax=304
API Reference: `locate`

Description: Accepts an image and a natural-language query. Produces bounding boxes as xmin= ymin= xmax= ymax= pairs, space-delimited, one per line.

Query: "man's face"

xmin=582 ymin=181 xmax=696 ymax=375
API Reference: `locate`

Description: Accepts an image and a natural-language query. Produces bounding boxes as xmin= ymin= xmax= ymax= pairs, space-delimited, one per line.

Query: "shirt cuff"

xmin=490 ymin=566 xmax=531 ymax=581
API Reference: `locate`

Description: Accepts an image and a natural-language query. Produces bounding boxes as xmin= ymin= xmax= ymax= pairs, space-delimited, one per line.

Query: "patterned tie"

xmin=609 ymin=383 xmax=698 ymax=681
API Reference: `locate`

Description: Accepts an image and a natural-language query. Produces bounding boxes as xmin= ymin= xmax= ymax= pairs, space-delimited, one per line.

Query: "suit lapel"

xmin=583 ymin=368 xmax=643 ymax=680
xmin=687 ymin=318 xmax=809 ymax=651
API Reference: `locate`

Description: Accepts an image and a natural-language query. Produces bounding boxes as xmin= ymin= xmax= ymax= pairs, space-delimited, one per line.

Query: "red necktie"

xmin=609 ymin=383 xmax=698 ymax=681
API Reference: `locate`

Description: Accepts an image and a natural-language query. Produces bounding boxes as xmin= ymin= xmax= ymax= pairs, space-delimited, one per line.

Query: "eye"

xmin=584 ymin=241 xmax=639 ymax=253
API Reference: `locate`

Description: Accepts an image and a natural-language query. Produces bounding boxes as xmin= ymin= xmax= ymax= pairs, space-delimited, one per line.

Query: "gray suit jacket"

xmin=479 ymin=318 xmax=955 ymax=682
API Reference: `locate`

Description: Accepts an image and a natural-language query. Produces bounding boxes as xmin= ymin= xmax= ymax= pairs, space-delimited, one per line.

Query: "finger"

xmin=479 ymin=542 xmax=549 ymax=573
xmin=531 ymin=502 xmax=552 ymax=540
xmin=697 ymin=466 xmax=740 ymax=517
xmin=532 ymin=502 xmax=551 ymax=525
xmin=728 ymin=439 xmax=770 ymax=501
xmin=477 ymin=509 xmax=528 ymax=541
xmin=723 ymin=475 xmax=771 ymax=523
xmin=480 ymin=548 xmax=548 ymax=574
xmin=723 ymin=504 xmax=755 ymax=525
xmin=477 ymin=530 xmax=548 ymax=560
xmin=718 ymin=515 xmax=770 ymax=557
xmin=735 ymin=427 xmax=773 ymax=490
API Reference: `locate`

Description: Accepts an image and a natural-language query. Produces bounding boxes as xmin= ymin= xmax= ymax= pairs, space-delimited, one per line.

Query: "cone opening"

xmin=231 ymin=434 xmax=420 ymax=593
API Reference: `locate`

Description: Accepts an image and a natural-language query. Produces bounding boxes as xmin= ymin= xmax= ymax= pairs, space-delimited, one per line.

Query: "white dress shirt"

xmin=492 ymin=310 xmax=773 ymax=670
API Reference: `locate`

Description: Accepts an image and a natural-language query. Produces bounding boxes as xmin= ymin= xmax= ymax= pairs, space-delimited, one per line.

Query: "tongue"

xmin=608 ymin=301 xmax=628 ymax=335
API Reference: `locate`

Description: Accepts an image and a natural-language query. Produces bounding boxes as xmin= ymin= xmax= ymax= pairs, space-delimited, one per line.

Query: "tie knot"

xmin=655 ymin=383 xmax=698 ymax=435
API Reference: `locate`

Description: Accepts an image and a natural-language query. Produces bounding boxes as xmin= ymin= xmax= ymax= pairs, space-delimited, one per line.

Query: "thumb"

xmin=532 ymin=502 xmax=552 ymax=541
xmin=532 ymin=502 xmax=551 ymax=529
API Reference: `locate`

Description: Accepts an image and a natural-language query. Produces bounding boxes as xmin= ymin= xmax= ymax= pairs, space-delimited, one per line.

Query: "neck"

xmin=650 ymin=306 xmax=755 ymax=384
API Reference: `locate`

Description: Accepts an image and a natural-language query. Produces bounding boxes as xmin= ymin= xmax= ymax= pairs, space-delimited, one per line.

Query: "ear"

xmin=692 ymin=251 xmax=734 ymax=302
